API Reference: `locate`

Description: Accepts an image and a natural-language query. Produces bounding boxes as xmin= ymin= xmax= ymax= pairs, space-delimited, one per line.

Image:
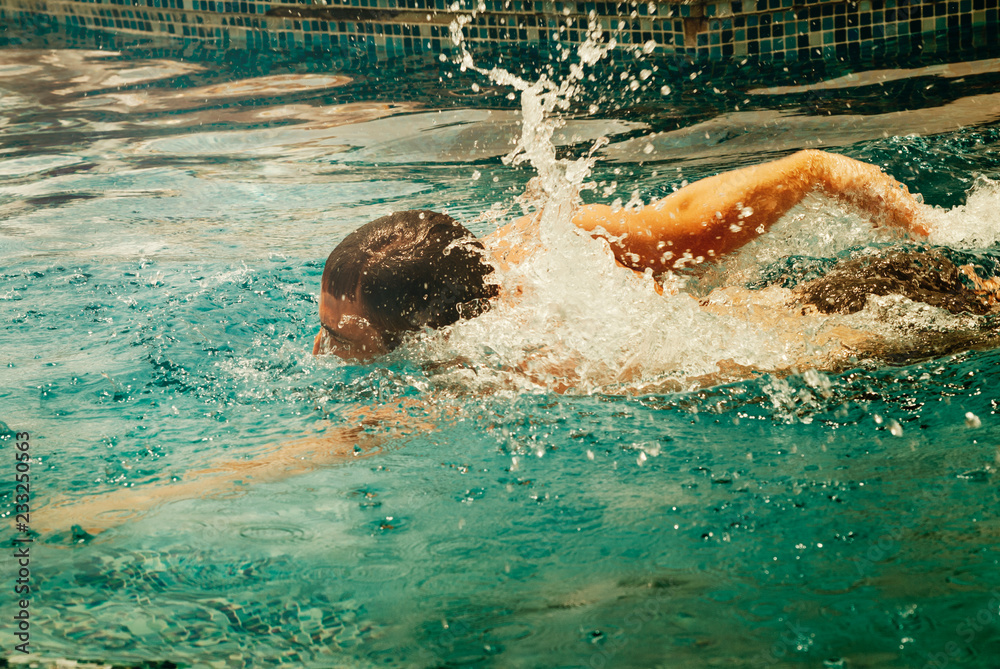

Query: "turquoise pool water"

xmin=2 ymin=31 xmax=1000 ymax=668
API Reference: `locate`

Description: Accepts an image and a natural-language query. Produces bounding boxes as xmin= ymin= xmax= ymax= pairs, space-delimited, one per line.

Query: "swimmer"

xmin=38 ymin=150 xmax=1000 ymax=538
xmin=314 ymin=149 xmax=941 ymax=361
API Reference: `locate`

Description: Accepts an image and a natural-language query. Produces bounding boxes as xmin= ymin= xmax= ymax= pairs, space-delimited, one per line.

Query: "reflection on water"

xmin=0 ymin=49 xmax=204 ymax=93
xmin=602 ymin=92 xmax=1000 ymax=165
xmin=135 ymin=109 xmax=645 ymax=164
xmin=747 ymin=55 xmax=1000 ymax=94
xmin=1 ymin=37 xmax=1000 ymax=669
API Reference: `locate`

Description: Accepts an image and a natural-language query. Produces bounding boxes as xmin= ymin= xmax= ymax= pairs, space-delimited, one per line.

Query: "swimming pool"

xmin=2 ymin=26 xmax=1000 ymax=669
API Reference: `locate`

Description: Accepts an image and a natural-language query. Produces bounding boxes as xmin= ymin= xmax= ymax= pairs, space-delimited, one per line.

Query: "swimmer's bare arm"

xmin=35 ymin=402 xmax=427 ymax=537
xmin=570 ymin=149 xmax=930 ymax=271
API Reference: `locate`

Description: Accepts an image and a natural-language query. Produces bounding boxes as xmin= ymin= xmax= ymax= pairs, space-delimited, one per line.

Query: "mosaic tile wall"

xmin=0 ymin=0 xmax=997 ymax=61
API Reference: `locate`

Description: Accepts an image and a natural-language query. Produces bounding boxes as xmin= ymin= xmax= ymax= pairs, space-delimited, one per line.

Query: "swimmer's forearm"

xmin=573 ymin=150 xmax=929 ymax=270
xmin=36 ymin=401 xmax=434 ymax=537
xmin=35 ymin=426 xmax=382 ymax=537
xmin=574 ymin=150 xmax=821 ymax=269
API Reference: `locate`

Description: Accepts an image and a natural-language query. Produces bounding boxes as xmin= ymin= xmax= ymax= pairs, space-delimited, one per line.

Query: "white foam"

xmin=419 ymin=22 xmax=800 ymax=390
xmin=926 ymin=176 xmax=1000 ymax=249
xmin=415 ymin=21 xmax=998 ymax=394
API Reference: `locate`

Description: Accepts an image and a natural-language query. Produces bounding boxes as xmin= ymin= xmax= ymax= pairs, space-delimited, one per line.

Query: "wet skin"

xmin=314 ymin=282 xmax=388 ymax=359
xmin=316 ymin=149 xmax=932 ymax=361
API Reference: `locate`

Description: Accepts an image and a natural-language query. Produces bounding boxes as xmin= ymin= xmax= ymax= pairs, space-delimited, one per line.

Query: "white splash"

xmin=412 ymin=21 xmax=1000 ymax=395
xmin=402 ymin=22 xmax=854 ymax=394
xmin=927 ymin=176 xmax=1000 ymax=249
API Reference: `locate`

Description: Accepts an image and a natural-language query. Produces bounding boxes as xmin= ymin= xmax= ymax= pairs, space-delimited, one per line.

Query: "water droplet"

xmin=957 ymin=469 xmax=991 ymax=481
xmin=889 ymin=420 xmax=903 ymax=437
xmin=965 ymin=412 xmax=981 ymax=428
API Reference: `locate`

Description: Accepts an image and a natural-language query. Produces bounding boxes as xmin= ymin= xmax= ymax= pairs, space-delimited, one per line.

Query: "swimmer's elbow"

xmin=905 ymin=205 xmax=934 ymax=237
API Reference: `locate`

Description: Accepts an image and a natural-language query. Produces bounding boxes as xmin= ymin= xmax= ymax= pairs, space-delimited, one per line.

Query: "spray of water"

xmin=927 ymin=176 xmax=1000 ymax=249
xmin=406 ymin=22 xmax=1000 ymax=396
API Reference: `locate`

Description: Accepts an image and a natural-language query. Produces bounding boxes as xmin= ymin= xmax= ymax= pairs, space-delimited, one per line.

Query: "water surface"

xmin=1 ymin=33 xmax=1000 ymax=668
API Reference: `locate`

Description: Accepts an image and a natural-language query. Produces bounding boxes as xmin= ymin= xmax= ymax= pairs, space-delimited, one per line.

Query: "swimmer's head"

xmin=315 ymin=210 xmax=499 ymax=360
